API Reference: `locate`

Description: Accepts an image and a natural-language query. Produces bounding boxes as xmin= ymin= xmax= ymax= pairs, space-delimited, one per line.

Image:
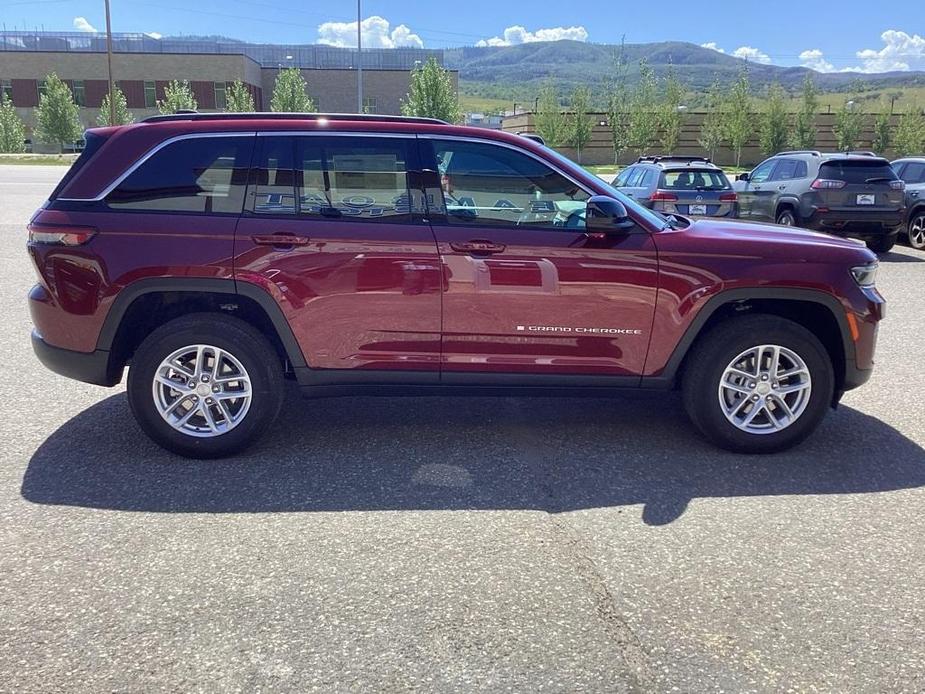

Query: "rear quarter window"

xmin=106 ymin=135 xmax=254 ymax=214
xmin=818 ymin=160 xmax=898 ymax=184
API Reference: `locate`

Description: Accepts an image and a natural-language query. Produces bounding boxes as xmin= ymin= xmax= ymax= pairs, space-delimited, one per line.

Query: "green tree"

xmin=657 ymin=65 xmax=684 ymax=154
xmin=699 ymin=79 xmax=725 ymax=161
xmin=759 ymin=82 xmax=789 ymax=155
xmin=96 ymin=86 xmax=134 ymax=126
xmin=534 ymin=82 xmax=567 ymax=148
xmin=157 ymin=80 xmax=198 ymax=114
xmin=791 ymin=74 xmax=818 ymax=150
xmin=872 ymin=105 xmax=892 ymax=154
xmin=567 ymin=86 xmax=594 ymax=163
xmin=225 ymin=80 xmax=255 ymax=112
xmin=628 ymin=58 xmax=658 ymax=155
xmin=401 ymin=57 xmax=459 ymax=123
xmin=0 ymin=93 xmax=27 ymax=153
xmin=270 ymin=68 xmax=314 ymax=113
xmin=34 ymin=73 xmax=82 ymax=147
xmin=606 ymin=39 xmax=630 ymax=165
xmin=722 ymin=66 xmax=751 ymax=167
xmin=833 ymin=98 xmax=865 ymax=151
xmin=893 ymin=105 xmax=925 ymax=157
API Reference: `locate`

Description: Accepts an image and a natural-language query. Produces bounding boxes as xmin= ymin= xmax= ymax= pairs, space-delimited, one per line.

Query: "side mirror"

xmin=586 ymin=195 xmax=636 ymax=234
xmin=737 ymin=172 xmax=750 ymax=182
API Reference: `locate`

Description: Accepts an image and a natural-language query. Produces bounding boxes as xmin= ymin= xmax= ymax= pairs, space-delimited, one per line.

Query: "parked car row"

xmin=614 ymin=151 xmax=925 ymax=254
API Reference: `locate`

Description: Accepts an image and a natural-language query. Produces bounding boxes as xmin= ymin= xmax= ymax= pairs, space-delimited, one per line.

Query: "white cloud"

xmin=700 ymin=42 xmax=725 ymax=53
xmin=799 ymin=48 xmax=835 ymax=73
xmin=476 ymin=25 xmax=588 ymax=47
xmin=73 ymin=16 xmax=97 ymax=33
xmin=731 ymin=46 xmax=771 ymax=64
xmin=317 ymin=15 xmax=423 ymax=49
xmin=848 ymin=29 xmax=925 ymax=72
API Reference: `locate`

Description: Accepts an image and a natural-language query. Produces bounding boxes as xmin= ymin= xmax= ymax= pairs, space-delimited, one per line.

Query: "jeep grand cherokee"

xmin=28 ymin=113 xmax=884 ymax=458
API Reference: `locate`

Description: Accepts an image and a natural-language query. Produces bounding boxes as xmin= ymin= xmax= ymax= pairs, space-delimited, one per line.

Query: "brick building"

xmin=0 ymin=32 xmax=457 ymax=135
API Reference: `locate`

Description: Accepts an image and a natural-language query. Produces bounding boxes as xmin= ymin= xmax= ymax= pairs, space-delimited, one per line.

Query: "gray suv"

xmin=734 ymin=151 xmax=906 ymax=253
xmin=891 ymin=157 xmax=925 ymax=249
xmin=613 ymin=156 xmax=737 ymax=218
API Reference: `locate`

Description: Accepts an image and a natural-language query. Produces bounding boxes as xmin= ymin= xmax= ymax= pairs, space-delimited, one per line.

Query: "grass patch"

xmin=0 ymin=154 xmax=77 ymax=166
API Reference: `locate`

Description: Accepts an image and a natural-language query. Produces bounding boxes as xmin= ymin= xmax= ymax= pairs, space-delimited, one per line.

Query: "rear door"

xmin=762 ymin=158 xmax=804 ymax=221
xmin=234 ymin=133 xmax=442 ymax=376
xmin=422 ymin=137 xmax=658 ymax=378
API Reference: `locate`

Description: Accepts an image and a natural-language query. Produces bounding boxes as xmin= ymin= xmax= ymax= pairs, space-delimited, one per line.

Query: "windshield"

xmin=538 ymin=145 xmax=672 ymax=229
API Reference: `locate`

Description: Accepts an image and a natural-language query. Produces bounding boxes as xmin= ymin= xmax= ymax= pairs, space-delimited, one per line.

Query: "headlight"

xmin=850 ymin=261 xmax=879 ymax=288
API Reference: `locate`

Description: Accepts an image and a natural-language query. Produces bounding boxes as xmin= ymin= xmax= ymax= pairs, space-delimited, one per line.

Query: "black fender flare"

xmin=774 ymin=196 xmax=802 ymax=220
xmin=95 ymin=277 xmax=307 ymax=368
xmin=645 ymin=287 xmax=855 ymax=387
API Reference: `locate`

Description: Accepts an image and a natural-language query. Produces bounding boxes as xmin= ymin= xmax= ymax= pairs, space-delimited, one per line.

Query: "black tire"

xmin=907 ymin=211 xmax=925 ymax=250
xmin=776 ymin=208 xmax=797 ymax=226
xmin=866 ymin=235 xmax=896 ymax=254
xmin=127 ymin=313 xmax=285 ymax=458
xmin=682 ymin=315 xmax=834 ymax=454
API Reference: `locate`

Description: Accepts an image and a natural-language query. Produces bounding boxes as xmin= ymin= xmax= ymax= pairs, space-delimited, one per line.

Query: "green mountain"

xmin=445 ymin=40 xmax=925 ymax=107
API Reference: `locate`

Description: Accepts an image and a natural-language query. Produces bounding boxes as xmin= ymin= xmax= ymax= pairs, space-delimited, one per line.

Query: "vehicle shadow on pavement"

xmin=879 ymin=248 xmax=925 ymax=263
xmin=22 ymin=389 xmax=925 ymax=525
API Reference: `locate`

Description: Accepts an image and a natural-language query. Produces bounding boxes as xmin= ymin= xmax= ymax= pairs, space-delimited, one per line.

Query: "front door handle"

xmin=450 ymin=240 xmax=506 ymax=254
xmin=251 ymin=234 xmax=310 ymax=247
xmin=778 ymin=185 xmax=787 ymax=190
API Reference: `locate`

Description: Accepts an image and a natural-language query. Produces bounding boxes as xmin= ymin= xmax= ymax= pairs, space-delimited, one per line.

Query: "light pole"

xmin=104 ymin=0 xmax=115 ymax=125
xmin=356 ymin=0 xmax=362 ymax=113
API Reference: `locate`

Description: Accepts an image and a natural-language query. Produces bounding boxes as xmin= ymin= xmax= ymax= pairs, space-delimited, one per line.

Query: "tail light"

xmin=649 ymin=191 xmax=678 ymax=202
xmin=890 ymin=180 xmax=905 ymax=191
xmin=811 ymin=179 xmax=847 ymax=190
xmin=719 ymin=192 xmax=738 ymax=202
xmin=28 ymin=223 xmax=97 ymax=246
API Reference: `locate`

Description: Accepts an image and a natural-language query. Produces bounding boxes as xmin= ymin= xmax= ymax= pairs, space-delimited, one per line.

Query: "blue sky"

xmin=4 ymin=0 xmax=925 ymax=73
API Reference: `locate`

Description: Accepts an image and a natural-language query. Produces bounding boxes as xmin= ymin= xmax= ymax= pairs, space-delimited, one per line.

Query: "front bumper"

xmin=31 ymin=330 xmax=121 ymax=386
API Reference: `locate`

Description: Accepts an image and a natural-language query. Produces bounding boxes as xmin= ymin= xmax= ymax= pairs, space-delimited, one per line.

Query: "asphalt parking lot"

xmin=1 ymin=164 xmax=923 ymax=693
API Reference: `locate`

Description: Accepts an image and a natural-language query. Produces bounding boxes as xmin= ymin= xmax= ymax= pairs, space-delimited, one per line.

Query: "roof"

xmin=142 ymin=112 xmax=447 ymax=126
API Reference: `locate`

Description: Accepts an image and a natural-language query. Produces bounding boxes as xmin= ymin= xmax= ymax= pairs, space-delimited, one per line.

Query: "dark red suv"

xmin=28 ymin=113 xmax=884 ymax=458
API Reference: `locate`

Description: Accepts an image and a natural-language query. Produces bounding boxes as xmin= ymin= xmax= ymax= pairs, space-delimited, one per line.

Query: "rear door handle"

xmin=251 ymin=234 xmax=310 ymax=247
xmin=450 ymin=240 xmax=506 ymax=254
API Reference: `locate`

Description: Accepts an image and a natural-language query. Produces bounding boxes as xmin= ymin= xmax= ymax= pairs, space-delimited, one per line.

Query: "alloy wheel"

xmin=152 ymin=344 xmax=252 ymax=438
xmin=718 ymin=344 xmax=812 ymax=435
xmin=909 ymin=214 xmax=925 ymax=250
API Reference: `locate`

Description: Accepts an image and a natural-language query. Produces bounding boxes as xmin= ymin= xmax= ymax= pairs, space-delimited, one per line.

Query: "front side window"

xmin=250 ymin=135 xmax=415 ymax=223
xmin=107 ymin=136 xmax=254 ymax=214
xmin=429 ymin=139 xmax=590 ymax=229
xmin=614 ymin=167 xmax=635 ymax=187
xmin=749 ymin=159 xmax=777 ymax=184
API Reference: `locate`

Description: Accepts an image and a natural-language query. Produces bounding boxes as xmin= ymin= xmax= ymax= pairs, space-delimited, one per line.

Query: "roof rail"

xmin=844 ymin=150 xmax=879 ymax=157
xmin=517 ymin=132 xmax=546 ymax=146
xmin=637 ymin=155 xmax=712 ymax=164
xmin=776 ymin=150 xmax=821 ymax=157
xmin=141 ymin=111 xmax=448 ymax=125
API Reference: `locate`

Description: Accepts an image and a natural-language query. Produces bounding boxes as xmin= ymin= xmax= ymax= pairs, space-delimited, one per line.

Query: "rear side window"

xmin=901 ymin=162 xmax=925 ymax=184
xmin=107 ymin=136 xmax=254 ymax=214
xmin=818 ymin=160 xmax=898 ymax=184
xmin=660 ymin=170 xmax=731 ymax=190
xmin=249 ymin=135 xmax=415 ymax=222
xmin=50 ymin=130 xmax=107 ymax=200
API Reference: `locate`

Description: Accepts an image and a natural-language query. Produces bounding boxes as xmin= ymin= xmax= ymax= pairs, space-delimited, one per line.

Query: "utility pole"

xmin=356 ymin=0 xmax=362 ymax=113
xmin=104 ymin=0 xmax=115 ymax=125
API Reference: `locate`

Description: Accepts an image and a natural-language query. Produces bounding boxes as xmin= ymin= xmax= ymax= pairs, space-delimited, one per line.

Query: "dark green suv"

xmin=734 ymin=151 xmax=905 ymax=253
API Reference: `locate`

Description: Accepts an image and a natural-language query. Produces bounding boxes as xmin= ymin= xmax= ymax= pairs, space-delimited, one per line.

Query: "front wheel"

xmin=127 ymin=314 xmax=285 ymax=458
xmin=682 ymin=315 xmax=834 ymax=454
xmin=907 ymin=212 xmax=925 ymax=250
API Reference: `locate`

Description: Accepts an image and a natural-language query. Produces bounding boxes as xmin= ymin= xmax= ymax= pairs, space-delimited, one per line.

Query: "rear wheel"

xmin=127 ymin=314 xmax=285 ymax=458
xmin=682 ymin=315 xmax=834 ymax=454
xmin=776 ymin=208 xmax=797 ymax=226
xmin=907 ymin=212 xmax=925 ymax=250
xmin=866 ymin=235 xmax=896 ymax=254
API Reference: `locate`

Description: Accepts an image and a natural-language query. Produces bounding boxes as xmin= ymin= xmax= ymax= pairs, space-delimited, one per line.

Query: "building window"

xmin=72 ymin=79 xmax=85 ymax=106
xmin=0 ymin=80 xmax=11 ymax=102
xmin=214 ymin=82 xmax=227 ymax=110
xmin=38 ymin=80 xmax=47 ymax=100
xmin=362 ymin=97 xmax=378 ymax=114
xmin=143 ymin=80 xmax=156 ymax=108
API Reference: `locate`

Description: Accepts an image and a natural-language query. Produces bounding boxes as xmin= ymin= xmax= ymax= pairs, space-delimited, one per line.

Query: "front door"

xmin=421 ymin=137 xmax=658 ymax=378
xmin=234 ymin=134 xmax=442 ymax=376
xmin=737 ymin=158 xmax=777 ymax=221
